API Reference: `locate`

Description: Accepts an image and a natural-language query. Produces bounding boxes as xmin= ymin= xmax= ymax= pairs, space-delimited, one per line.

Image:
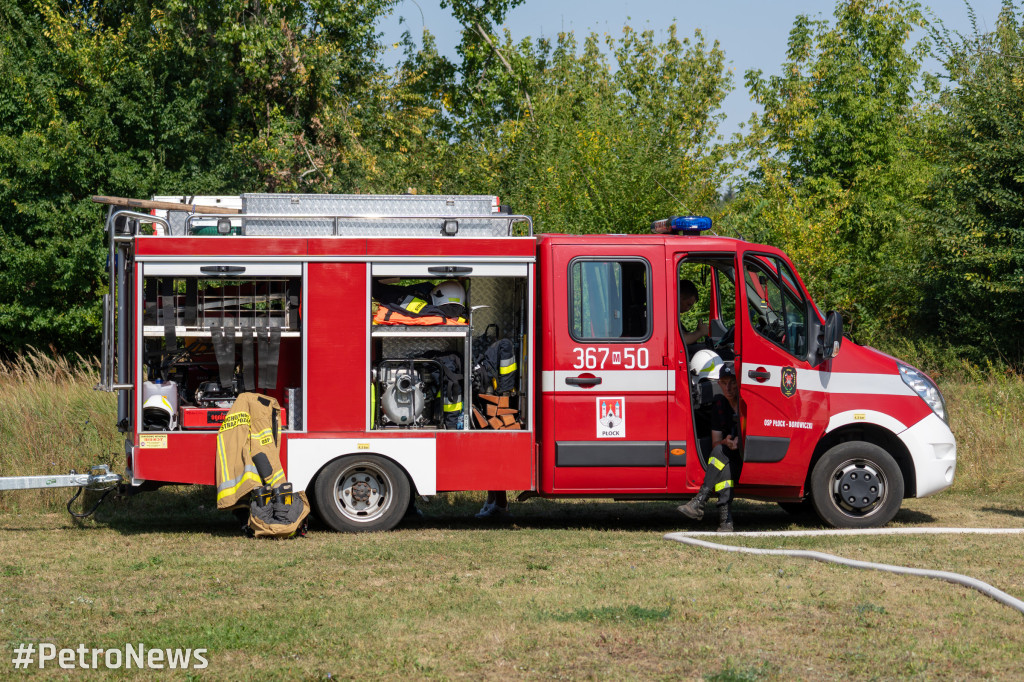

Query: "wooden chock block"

xmin=472 ymin=406 xmax=488 ymax=428
xmin=500 ymin=414 xmax=516 ymax=426
xmin=487 ymin=416 xmax=503 ymax=430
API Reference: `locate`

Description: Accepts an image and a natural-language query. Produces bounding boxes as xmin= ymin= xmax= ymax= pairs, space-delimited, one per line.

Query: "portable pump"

xmin=375 ymin=360 xmax=441 ymax=428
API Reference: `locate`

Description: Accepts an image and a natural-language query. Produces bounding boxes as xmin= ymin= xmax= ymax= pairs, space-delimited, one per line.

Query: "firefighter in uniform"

xmin=678 ymin=362 xmax=742 ymax=532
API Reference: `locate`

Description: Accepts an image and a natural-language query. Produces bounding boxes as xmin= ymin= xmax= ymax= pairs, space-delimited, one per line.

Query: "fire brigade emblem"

xmin=596 ymin=397 xmax=625 ymax=438
xmin=781 ymin=366 xmax=797 ymax=398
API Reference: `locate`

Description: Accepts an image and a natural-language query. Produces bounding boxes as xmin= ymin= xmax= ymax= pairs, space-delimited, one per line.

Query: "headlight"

xmin=898 ymin=364 xmax=948 ymax=423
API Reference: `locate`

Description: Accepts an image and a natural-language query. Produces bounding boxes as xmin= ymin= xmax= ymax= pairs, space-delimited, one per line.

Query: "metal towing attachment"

xmin=0 ymin=465 xmax=123 ymax=518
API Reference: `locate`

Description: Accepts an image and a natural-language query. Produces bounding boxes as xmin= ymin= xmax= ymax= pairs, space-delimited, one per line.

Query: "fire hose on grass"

xmin=664 ymin=528 xmax=1024 ymax=617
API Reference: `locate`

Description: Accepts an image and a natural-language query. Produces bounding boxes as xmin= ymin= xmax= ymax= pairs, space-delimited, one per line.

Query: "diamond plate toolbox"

xmin=241 ymin=194 xmax=510 ymax=237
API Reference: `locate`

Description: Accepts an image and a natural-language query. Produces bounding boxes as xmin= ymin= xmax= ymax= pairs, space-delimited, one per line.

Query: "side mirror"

xmin=822 ymin=310 xmax=843 ymax=359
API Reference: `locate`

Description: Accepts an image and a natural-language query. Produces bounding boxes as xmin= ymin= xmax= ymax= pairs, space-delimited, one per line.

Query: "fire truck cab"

xmin=97 ymin=195 xmax=956 ymax=531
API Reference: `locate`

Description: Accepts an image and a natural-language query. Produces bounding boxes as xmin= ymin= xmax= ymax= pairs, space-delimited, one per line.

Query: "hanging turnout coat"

xmin=216 ymin=392 xmax=286 ymax=509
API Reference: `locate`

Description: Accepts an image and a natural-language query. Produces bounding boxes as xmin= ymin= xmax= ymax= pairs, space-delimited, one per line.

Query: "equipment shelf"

xmin=143 ymin=326 xmax=301 ymax=338
xmin=371 ymin=327 xmax=470 ymax=338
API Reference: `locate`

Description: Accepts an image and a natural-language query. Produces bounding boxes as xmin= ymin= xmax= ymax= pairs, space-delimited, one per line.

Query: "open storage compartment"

xmin=369 ymin=264 xmax=530 ymax=432
xmin=139 ymin=263 xmax=303 ymax=432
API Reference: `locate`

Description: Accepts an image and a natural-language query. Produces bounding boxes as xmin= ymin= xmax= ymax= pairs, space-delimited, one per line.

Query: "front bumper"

xmin=899 ymin=412 xmax=957 ymax=497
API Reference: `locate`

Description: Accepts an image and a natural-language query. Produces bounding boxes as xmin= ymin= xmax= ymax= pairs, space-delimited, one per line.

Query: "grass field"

xmin=1 ymin=353 xmax=1023 ymax=679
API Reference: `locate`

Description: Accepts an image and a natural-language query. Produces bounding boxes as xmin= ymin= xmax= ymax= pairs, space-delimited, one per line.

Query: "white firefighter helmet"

xmin=430 ymin=279 xmax=466 ymax=317
xmin=142 ymin=394 xmax=177 ymax=431
xmin=689 ymin=349 xmax=723 ymax=380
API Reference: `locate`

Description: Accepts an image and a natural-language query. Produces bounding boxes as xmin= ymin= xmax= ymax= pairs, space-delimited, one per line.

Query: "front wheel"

xmin=810 ymin=442 xmax=904 ymax=528
xmin=313 ymin=455 xmax=410 ymax=532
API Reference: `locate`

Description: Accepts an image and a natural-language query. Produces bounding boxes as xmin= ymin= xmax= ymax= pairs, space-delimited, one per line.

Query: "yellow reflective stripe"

xmin=499 ymin=362 xmax=517 ymax=374
xmin=249 ymin=427 xmax=274 ymax=446
xmin=216 ymin=471 xmax=262 ymax=502
xmin=405 ymin=296 xmax=427 ymax=313
xmin=443 ymin=401 xmax=464 ymax=412
xmin=219 ymin=412 xmax=251 ymax=433
xmin=267 ymin=470 xmax=285 ymax=486
xmin=217 ymin=465 xmax=260 ymax=492
xmin=216 ymin=433 xmax=228 ymax=484
xmin=714 ymin=480 xmax=733 ymax=492
xmin=709 ymin=456 xmax=726 ymax=471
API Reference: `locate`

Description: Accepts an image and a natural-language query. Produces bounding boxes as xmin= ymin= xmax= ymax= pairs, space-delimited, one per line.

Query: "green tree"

xmin=401 ymin=24 xmax=732 ymax=233
xmin=0 ymin=0 xmax=396 ymax=353
xmin=926 ymin=1 xmax=1024 ymax=362
xmin=734 ymin=0 xmax=934 ymax=346
xmin=437 ymin=0 xmax=536 ymax=137
xmin=504 ymin=26 xmax=731 ymax=233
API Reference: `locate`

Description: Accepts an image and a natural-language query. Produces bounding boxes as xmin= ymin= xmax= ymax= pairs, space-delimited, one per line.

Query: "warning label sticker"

xmin=139 ymin=434 xmax=168 ymax=449
xmin=597 ymin=397 xmax=625 ymax=438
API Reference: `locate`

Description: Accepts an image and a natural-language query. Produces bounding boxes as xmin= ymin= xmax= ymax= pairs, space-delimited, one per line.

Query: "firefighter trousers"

xmin=704 ymin=444 xmax=742 ymax=506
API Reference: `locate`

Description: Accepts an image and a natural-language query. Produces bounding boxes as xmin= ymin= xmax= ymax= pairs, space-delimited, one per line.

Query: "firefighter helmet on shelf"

xmin=143 ymin=394 xmax=176 ymax=430
xmin=431 ymin=280 xmax=466 ymax=317
xmin=689 ymin=349 xmax=723 ymax=379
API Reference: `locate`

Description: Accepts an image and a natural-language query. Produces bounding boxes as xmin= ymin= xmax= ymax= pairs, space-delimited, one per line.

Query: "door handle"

xmin=748 ymin=368 xmax=771 ymax=382
xmin=427 ymin=265 xmax=473 ymax=275
xmin=200 ymin=265 xmax=246 ymax=276
xmin=566 ymin=375 xmax=602 ymax=387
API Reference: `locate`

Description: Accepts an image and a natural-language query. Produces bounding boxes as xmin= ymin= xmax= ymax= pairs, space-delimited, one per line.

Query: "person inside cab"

xmin=679 ymin=279 xmax=709 ymax=346
xmin=677 ymin=361 xmax=742 ymax=532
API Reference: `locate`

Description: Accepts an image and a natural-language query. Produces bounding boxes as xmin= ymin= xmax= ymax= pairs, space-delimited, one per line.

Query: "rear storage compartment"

xmin=116 ymin=193 xmax=535 ymax=491
xmin=139 ymin=265 xmax=303 ymax=432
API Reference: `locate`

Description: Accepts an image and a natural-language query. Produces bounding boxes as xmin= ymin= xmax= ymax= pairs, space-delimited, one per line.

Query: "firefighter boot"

xmin=717 ymin=503 xmax=734 ymax=533
xmin=677 ymin=483 xmax=713 ymax=521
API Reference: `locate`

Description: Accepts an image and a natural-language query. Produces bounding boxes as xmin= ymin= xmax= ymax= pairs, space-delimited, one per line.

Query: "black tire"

xmin=313 ymin=455 xmax=411 ymax=532
xmin=810 ymin=441 xmax=904 ymax=528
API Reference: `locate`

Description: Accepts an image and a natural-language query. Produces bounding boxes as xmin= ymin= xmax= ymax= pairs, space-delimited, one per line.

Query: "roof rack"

xmin=101 ymin=193 xmax=533 ymax=238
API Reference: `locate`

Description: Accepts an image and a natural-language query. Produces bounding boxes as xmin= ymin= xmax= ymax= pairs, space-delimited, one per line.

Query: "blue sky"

xmin=377 ymin=0 xmax=1008 ymax=137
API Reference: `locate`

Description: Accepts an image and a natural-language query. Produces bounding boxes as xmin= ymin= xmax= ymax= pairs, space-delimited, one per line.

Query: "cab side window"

xmin=714 ymin=269 xmax=736 ymax=331
xmin=570 ymin=259 xmax=650 ymax=341
xmin=676 ymin=261 xmax=710 ymax=336
xmin=742 ymin=255 xmax=808 ymax=358
xmin=676 ymin=258 xmax=737 ymax=350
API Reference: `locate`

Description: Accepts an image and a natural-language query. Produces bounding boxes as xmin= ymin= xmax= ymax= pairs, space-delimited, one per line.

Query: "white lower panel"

xmin=287 ymin=438 xmax=437 ymax=495
xmin=898 ymin=413 xmax=957 ymax=498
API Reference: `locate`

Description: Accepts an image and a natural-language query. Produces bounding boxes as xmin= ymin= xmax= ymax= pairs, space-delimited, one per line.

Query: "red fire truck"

xmin=95 ymin=194 xmax=956 ymax=531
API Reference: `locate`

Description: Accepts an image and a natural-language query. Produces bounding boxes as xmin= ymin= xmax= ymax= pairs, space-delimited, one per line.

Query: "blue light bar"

xmin=650 ymin=215 xmax=712 ymax=235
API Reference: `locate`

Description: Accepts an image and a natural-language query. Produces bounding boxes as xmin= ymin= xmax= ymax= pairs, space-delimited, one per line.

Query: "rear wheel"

xmin=810 ymin=442 xmax=904 ymax=528
xmin=313 ymin=455 xmax=410 ymax=532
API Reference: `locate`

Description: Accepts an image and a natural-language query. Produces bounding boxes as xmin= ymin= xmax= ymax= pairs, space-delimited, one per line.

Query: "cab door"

xmin=668 ymin=252 xmax=738 ymax=490
xmin=735 ymin=250 xmax=827 ymax=487
xmin=549 ymin=244 xmax=669 ymax=492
